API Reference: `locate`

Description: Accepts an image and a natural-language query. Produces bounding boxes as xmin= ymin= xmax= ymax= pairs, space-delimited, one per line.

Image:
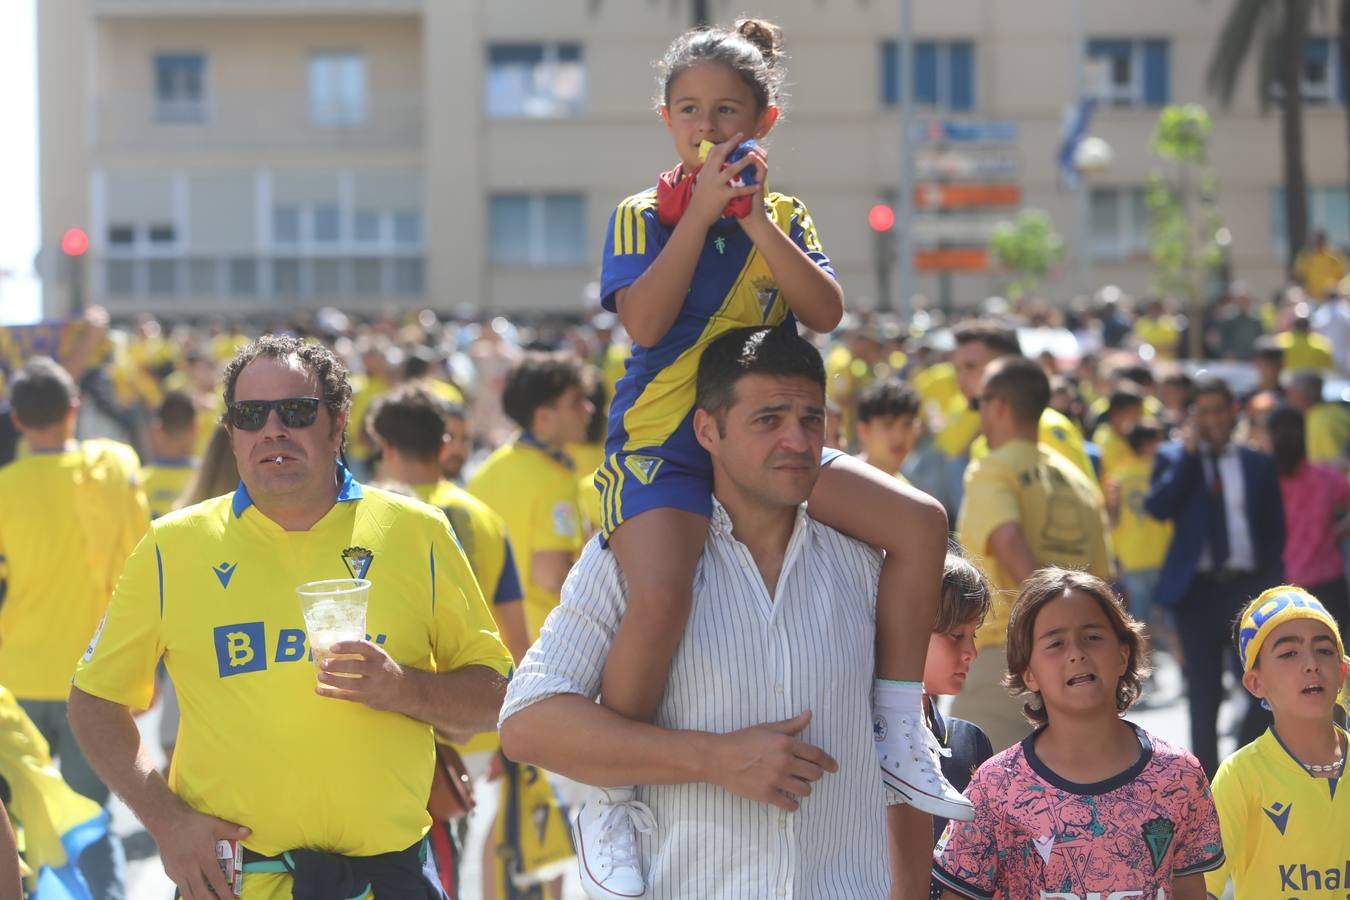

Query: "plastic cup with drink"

xmin=296 ymin=578 xmax=370 ymax=680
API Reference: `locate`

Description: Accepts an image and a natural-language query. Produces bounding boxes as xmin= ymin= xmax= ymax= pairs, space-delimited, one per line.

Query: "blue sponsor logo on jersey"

xmin=213 ymin=561 xmax=238 ymax=589
xmin=1262 ymin=800 xmax=1293 ymax=835
xmin=214 ymin=623 xmax=389 ymax=677
xmin=214 ymin=622 xmax=266 ymax=677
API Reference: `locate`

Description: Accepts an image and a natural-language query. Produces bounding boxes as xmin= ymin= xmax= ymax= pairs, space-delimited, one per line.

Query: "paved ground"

xmin=120 ymin=645 xmax=1233 ymax=899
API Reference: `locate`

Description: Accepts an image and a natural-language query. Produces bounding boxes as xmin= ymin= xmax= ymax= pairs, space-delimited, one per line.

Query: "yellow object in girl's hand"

xmin=698 ymin=140 xmax=716 ymax=162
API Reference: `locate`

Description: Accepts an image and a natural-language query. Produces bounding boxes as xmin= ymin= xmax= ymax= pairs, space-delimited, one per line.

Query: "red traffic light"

xmin=868 ymin=204 xmax=896 ymax=233
xmin=61 ymin=228 xmax=90 ymax=257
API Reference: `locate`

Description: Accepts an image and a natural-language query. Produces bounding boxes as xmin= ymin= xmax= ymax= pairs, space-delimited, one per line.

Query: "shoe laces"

xmin=596 ymin=797 xmax=657 ymax=870
xmin=894 ymin=713 xmax=953 ymax=785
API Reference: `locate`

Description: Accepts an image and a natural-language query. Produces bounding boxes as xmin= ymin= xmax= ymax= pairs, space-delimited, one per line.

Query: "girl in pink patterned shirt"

xmin=933 ymin=568 xmax=1223 ymax=900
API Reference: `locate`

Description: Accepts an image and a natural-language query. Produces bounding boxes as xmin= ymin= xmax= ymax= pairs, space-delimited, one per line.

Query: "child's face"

xmin=856 ymin=413 xmax=918 ymax=469
xmin=1022 ymin=590 xmax=1130 ymax=721
xmin=1242 ymin=619 xmax=1349 ymax=720
xmin=924 ymin=619 xmax=979 ymax=696
xmin=661 ymin=62 xmax=776 ymax=170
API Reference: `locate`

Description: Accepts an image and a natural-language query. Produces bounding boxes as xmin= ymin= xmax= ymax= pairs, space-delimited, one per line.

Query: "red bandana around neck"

xmin=655 ymin=162 xmax=754 ymax=227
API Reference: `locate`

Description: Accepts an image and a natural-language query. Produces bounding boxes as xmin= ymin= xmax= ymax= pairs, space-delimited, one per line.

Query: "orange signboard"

xmin=914 ymin=183 xmax=1020 ymax=210
xmin=915 ymin=248 xmax=988 ymax=272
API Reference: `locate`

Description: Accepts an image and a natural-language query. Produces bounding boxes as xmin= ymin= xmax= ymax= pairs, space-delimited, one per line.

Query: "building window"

xmin=273 ymin=259 xmax=302 ymax=296
xmin=147 ymin=260 xmax=177 ymax=295
xmin=354 ymin=210 xmax=381 ymax=243
xmin=313 ymin=205 xmax=341 ymax=243
xmin=1089 ymin=187 xmax=1150 ymax=260
xmin=393 ymin=210 xmax=421 ymax=245
xmin=880 ymin=40 xmax=975 ymax=111
xmin=273 ymin=207 xmax=301 ymax=244
xmin=309 ymin=51 xmax=367 ymax=126
xmin=1271 ymin=38 xmax=1346 ymax=105
xmin=148 ymin=224 xmax=176 ymax=245
xmin=489 ymin=193 xmax=586 ymax=265
xmin=154 ymin=53 xmax=206 ymax=123
xmin=108 ymin=224 xmax=136 ymax=247
xmin=1085 ymin=39 xmax=1169 ymax=107
xmin=1272 ymin=187 xmax=1350 ymax=257
xmin=106 ymin=260 xmax=135 ymax=295
xmin=229 ymin=258 xmax=258 ymax=296
xmin=486 ymin=43 xmax=586 ymax=118
xmin=393 ymin=258 xmax=424 ymax=294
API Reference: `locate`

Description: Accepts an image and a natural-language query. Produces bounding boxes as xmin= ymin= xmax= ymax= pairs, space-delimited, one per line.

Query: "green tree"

xmin=1205 ymin=0 xmax=1315 ymax=268
xmin=1144 ymin=104 xmax=1226 ymax=357
xmin=987 ymin=209 xmax=1065 ymax=301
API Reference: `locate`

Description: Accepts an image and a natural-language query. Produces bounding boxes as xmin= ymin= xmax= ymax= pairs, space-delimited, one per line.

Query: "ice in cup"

xmin=296 ymin=578 xmax=370 ymax=678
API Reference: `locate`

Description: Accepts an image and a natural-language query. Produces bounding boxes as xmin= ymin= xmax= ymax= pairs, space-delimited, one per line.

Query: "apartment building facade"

xmin=37 ymin=0 xmax=1348 ymax=319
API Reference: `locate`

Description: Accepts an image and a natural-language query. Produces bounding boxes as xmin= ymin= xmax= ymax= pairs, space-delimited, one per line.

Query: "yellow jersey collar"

xmin=231 ymin=463 xmax=363 ymax=518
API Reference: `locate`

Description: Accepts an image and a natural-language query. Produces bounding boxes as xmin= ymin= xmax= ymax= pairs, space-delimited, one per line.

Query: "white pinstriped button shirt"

xmin=500 ymin=501 xmax=890 ymax=899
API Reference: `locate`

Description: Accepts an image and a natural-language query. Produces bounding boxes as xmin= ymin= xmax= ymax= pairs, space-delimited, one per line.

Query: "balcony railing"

xmin=94 ymin=92 xmax=423 ymax=152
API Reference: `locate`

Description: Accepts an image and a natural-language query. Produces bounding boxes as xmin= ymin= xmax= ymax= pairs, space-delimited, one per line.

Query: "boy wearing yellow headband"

xmin=1204 ymin=586 xmax=1350 ymax=900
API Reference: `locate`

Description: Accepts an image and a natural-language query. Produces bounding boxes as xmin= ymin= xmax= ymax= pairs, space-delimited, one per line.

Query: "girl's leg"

xmin=809 ymin=454 xmax=973 ymax=820
xmin=600 ymin=508 xmax=710 ymax=720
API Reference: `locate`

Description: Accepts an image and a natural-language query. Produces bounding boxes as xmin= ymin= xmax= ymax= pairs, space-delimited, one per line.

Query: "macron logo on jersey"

xmin=213 ymin=561 xmax=238 ymax=589
xmin=1263 ymin=801 xmax=1293 ymax=835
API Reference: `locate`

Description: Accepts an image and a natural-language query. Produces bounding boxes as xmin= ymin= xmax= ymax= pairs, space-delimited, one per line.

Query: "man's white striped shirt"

xmin=500 ymin=501 xmax=890 ymax=899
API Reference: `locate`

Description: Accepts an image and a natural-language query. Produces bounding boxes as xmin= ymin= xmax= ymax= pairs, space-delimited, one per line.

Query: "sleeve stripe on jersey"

xmin=613 ymin=199 xmax=650 ymax=257
xmin=1175 ymin=850 xmax=1226 ymax=878
xmin=931 ymin=865 xmax=993 ymax=900
xmin=155 ymin=544 xmax=165 ymax=617
xmin=429 ymin=544 xmax=436 ymax=613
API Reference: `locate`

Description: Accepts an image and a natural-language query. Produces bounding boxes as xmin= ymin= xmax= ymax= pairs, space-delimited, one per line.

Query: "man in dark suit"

xmin=1145 ymin=376 xmax=1285 ymax=776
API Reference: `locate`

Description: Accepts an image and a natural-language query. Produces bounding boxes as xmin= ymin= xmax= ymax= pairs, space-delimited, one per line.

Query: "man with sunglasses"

xmin=69 ymin=335 xmax=513 ymax=900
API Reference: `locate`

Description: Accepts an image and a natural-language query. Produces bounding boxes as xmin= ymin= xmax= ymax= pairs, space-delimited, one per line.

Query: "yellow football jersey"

xmin=141 ymin=459 xmax=196 ymax=519
xmin=1109 ymin=456 xmax=1173 ymax=573
xmin=1205 ymin=727 xmax=1350 ymax=900
xmin=970 ymin=408 xmax=1097 ymax=485
xmin=73 ymin=475 xmax=511 ymax=874
xmin=957 ymin=439 xmax=1112 ymax=650
xmin=469 ymin=438 xmax=583 ymax=640
xmin=0 ymin=440 xmax=149 ymax=699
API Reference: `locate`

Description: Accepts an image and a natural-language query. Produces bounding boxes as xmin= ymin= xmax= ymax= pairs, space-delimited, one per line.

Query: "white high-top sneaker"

xmin=571 ymin=786 xmax=656 ymax=899
xmin=874 ymin=709 xmax=976 ymax=822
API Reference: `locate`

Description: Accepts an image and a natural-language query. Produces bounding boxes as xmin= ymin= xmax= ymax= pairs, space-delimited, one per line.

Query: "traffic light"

xmin=60 ymin=227 xmax=89 ymax=313
xmin=61 ymin=227 xmax=89 ymax=258
xmin=868 ymin=204 xmax=896 ymax=233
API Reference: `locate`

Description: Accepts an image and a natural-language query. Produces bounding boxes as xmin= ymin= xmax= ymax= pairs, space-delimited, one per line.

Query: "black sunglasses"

xmin=226 ymin=397 xmax=323 ymax=431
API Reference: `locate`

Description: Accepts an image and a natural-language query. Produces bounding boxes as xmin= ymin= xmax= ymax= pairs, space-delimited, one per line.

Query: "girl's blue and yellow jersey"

xmin=597 ymin=189 xmax=834 ymax=535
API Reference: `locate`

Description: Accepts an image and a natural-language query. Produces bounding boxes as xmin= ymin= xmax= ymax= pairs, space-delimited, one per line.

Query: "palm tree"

xmin=1206 ymin=0 xmax=1313 ymax=271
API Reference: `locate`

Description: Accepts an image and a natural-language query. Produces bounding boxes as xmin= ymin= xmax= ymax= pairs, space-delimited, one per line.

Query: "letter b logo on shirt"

xmin=214 ymin=622 xmax=267 ymax=677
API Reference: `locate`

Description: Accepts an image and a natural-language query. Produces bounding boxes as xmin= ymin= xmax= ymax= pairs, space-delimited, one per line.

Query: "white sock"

xmin=873 ymin=678 xmax=924 ymax=718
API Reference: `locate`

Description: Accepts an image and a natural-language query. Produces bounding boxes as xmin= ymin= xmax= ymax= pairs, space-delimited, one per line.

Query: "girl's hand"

xmin=688 ymin=133 xmax=761 ymax=228
xmin=737 ymin=146 xmax=772 ymax=237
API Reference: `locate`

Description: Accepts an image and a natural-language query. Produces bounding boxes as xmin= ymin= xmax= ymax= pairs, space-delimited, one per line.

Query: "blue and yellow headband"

xmin=1237 ymin=586 xmax=1346 ymax=673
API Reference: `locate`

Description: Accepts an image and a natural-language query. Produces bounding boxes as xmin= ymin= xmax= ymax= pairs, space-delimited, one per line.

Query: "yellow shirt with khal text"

xmin=956 ymin=439 xmax=1112 ymax=650
xmin=0 ymin=440 xmax=149 ymax=700
xmin=72 ymin=477 xmax=511 ymax=895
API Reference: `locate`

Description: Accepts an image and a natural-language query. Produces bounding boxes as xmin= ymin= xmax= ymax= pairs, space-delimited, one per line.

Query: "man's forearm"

xmin=888 ymin=804 xmax=935 ymax=900
xmin=395 ymin=664 xmax=508 ymax=737
xmin=501 ymin=693 xmax=708 ymax=787
xmin=67 ymin=687 xmax=187 ymax=837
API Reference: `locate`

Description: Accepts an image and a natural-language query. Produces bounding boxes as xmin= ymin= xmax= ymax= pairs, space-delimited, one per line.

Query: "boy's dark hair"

xmin=584 ymin=379 xmax=609 ymax=444
xmin=982 ymin=355 xmax=1049 ymax=426
xmin=856 ymin=379 xmax=921 ymax=424
xmin=10 ymin=357 xmax=77 ymax=429
xmin=658 ymin=18 xmax=786 ymax=113
xmin=1106 ymin=386 xmax=1145 ymax=418
xmin=695 ymin=325 xmax=825 ymax=425
xmin=368 ymin=384 xmax=451 ymax=463
xmin=156 ymin=389 xmax=198 ymax=434
xmin=1125 ymin=418 xmax=1166 ymax=455
xmin=934 ymin=548 xmax=994 ymax=634
xmin=1265 ymin=404 xmax=1307 ymax=477
xmin=1003 ymin=568 xmax=1148 ymax=726
xmin=501 ymin=352 xmax=587 ymax=432
xmin=1191 ymin=375 xmax=1235 ymax=406
xmin=221 ymin=334 xmax=353 ymax=424
xmin=1112 ymin=363 xmax=1155 ymax=388
xmin=952 ymin=320 xmax=1022 ymax=357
